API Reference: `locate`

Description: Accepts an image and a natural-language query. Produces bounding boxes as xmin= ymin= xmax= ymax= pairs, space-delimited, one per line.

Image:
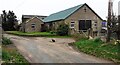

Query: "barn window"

xmin=70 ymin=22 xmax=75 ymax=28
xmin=79 ymin=20 xmax=91 ymax=30
xmin=31 ymin=23 xmax=35 ymax=28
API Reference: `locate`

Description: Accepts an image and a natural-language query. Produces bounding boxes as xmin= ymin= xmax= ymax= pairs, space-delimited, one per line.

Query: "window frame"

xmin=31 ymin=23 xmax=35 ymax=28
xmin=70 ymin=21 xmax=75 ymax=28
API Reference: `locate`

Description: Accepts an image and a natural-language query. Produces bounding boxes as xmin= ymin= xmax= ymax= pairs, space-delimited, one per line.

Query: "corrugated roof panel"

xmin=43 ymin=4 xmax=84 ymax=22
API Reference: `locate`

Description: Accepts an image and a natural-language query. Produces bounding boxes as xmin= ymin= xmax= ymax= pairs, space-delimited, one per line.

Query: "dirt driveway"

xmin=4 ymin=34 xmax=113 ymax=63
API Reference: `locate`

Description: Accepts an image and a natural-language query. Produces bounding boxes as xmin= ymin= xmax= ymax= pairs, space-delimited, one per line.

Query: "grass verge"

xmin=74 ymin=38 xmax=120 ymax=63
xmin=6 ymin=31 xmax=71 ymax=38
xmin=2 ymin=37 xmax=29 ymax=64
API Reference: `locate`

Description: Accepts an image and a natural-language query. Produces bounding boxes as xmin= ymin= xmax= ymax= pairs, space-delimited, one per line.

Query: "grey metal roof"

xmin=43 ymin=4 xmax=84 ymax=22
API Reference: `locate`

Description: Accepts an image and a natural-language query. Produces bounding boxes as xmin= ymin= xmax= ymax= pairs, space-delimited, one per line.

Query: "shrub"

xmin=56 ymin=24 xmax=69 ymax=36
xmin=50 ymin=31 xmax=56 ymax=34
xmin=2 ymin=37 xmax=12 ymax=45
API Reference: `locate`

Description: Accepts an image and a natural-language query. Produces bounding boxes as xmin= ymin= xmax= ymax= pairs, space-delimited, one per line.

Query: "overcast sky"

xmin=0 ymin=0 xmax=119 ymax=21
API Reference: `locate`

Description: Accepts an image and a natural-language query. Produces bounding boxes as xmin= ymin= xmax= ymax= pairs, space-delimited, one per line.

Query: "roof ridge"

xmin=26 ymin=17 xmax=43 ymax=23
xmin=26 ymin=17 xmax=35 ymax=23
xmin=50 ymin=4 xmax=84 ymax=16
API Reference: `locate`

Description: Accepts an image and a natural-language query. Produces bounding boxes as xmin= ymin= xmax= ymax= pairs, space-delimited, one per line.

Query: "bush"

xmin=50 ymin=31 xmax=56 ymax=34
xmin=56 ymin=24 xmax=69 ymax=36
xmin=2 ymin=37 xmax=12 ymax=45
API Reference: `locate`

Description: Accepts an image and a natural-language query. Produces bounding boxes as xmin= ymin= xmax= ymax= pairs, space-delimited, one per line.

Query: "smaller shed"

xmin=20 ymin=17 xmax=44 ymax=32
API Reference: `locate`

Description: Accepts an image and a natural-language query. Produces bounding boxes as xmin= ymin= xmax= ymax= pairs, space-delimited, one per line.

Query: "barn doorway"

xmin=79 ymin=20 xmax=92 ymax=31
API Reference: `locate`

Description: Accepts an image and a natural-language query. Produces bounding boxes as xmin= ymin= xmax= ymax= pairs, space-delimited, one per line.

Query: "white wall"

xmin=118 ymin=1 xmax=120 ymax=15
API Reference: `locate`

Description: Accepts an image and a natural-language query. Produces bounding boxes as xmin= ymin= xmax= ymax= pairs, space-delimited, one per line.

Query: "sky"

xmin=0 ymin=0 xmax=120 ymax=21
xmin=118 ymin=1 xmax=120 ymax=15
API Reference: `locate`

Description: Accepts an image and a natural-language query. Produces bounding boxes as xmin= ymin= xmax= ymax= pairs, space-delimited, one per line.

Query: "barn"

xmin=43 ymin=3 xmax=103 ymax=37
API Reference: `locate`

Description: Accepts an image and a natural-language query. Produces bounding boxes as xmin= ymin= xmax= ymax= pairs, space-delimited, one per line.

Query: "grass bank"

xmin=6 ymin=31 xmax=71 ymax=38
xmin=74 ymin=38 xmax=120 ymax=63
xmin=2 ymin=37 xmax=29 ymax=64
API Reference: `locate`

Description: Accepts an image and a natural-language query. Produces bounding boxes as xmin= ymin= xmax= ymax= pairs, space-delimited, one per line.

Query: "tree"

xmin=1 ymin=10 xmax=8 ymax=31
xmin=1 ymin=10 xmax=18 ymax=31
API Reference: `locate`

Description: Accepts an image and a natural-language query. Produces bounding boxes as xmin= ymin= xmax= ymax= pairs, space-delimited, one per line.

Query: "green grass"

xmin=6 ymin=31 xmax=71 ymax=38
xmin=2 ymin=37 xmax=12 ymax=45
xmin=6 ymin=31 xmax=54 ymax=36
xmin=2 ymin=47 xmax=29 ymax=64
xmin=75 ymin=39 xmax=120 ymax=63
xmin=2 ymin=37 xmax=29 ymax=64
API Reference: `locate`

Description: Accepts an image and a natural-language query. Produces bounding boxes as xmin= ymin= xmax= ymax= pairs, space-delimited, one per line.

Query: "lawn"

xmin=6 ymin=31 xmax=71 ymax=38
xmin=6 ymin=31 xmax=54 ymax=36
xmin=74 ymin=38 xmax=120 ymax=63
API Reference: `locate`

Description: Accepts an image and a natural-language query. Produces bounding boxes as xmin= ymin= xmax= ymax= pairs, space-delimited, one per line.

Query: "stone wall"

xmin=25 ymin=17 xmax=43 ymax=32
xmin=54 ymin=5 xmax=103 ymax=36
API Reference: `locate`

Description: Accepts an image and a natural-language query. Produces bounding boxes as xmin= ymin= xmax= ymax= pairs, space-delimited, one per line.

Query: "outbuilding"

xmin=20 ymin=17 xmax=44 ymax=32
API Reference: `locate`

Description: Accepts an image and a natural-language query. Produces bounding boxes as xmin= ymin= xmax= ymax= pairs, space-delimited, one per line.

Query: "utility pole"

xmin=118 ymin=15 xmax=120 ymax=40
xmin=107 ymin=0 xmax=113 ymax=42
xmin=118 ymin=1 xmax=120 ymax=40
